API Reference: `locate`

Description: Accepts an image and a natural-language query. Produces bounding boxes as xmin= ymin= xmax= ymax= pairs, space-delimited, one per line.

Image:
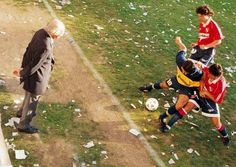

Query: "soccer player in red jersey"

xmin=161 ymin=64 xmax=231 ymax=146
xmin=190 ymin=5 xmax=224 ymax=65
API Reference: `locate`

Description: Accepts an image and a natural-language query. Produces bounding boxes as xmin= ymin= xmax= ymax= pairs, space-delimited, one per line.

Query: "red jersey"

xmin=198 ymin=18 xmax=223 ymax=46
xmin=202 ymin=67 xmax=226 ymax=104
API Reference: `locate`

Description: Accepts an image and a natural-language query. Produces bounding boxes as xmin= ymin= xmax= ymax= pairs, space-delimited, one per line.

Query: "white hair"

xmin=45 ymin=19 xmax=65 ymax=37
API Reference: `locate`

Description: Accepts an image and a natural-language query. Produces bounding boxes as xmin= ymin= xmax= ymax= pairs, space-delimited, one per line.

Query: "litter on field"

xmin=128 ymin=2 xmax=136 ymax=10
xmin=83 ymin=141 xmax=95 ymax=148
xmin=12 ymin=132 xmax=19 ymax=137
xmin=101 ymin=151 xmax=107 ymax=155
xmin=138 ymin=100 xmax=143 ymax=105
xmin=15 ymin=150 xmax=27 ymax=160
xmin=194 ymin=150 xmax=200 ymax=156
xmin=225 ymin=120 xmax=231 ymax=125
xmin=4 ymin=117 xmax=20 ymax=128
xmin=3 ymin=106 xmax=9 ymax=110
xmin=150 ymin=135 xmax=158 ymax=139
xmin=130 ymin=103 xmax=136 ymax=109
xmin=94 ymin=24 xmax=104 ymax=30
xmin=0 ymin=31 xmax=6 ymax=35
xmin=129 ymin=128 xmax=140 ymax=136
xmin=74 ymin=108 xmax=81 ymax=112
xmin=173 ymin=153 xmax=179 ymax=160
xmin=0 ymin=79 xmax=6 ymax=85
xmin=55 ymin=5 xmax=62 ymax=10
xmin=13 ymin=99 xmax=21 ymax=105
xmin=231 ymin=131 xmax=236 ymax=136
xmin=187 ymin=148 xmax=194 ymax=154
xmin=184 ymin=120 xmax=199 ymax=128
xmin=168 ymin=158 xmax=175 ymax=165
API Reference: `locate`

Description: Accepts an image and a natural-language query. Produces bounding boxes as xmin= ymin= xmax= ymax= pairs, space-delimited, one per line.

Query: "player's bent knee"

xmin=160 ymin=82 xmax=169 ymax=89
xmin=175 ymin=101 xmax=185 ymax=110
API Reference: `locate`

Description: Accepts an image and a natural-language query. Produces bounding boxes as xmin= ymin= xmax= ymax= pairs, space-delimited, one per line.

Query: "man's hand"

xmin=199 ymin=90 xmax=206 ymax=98
xmin=13 ymin=68 xmax=22 ymax=77
xmin=191 ymin=43 xmax=198 ymax=47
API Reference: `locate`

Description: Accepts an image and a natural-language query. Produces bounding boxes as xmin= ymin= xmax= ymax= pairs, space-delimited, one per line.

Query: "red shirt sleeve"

xmin=212 ymin=21 xmax=223 ymax=41
xmin=202 ymin=66 xmax=209 ymax=73
xmin=213 ymin=80 xmax=226 ymax=104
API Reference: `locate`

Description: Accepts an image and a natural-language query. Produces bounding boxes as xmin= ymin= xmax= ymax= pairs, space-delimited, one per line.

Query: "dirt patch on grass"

xmin=36 ymin=138 xmax=74 ymax=167
xmin=44 ymin=39 xmax=155 ymax=167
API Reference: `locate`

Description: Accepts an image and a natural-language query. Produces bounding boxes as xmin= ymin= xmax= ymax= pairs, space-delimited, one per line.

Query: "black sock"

xmin=160 ymin=112 xmax=168 ymax=120
xmin=167 ymin=112 xmax=183 ymax=128
xmin=218 ymin=124 xmax=228 ymax=137
xmin=154 ymin=81 xmax=161 ymax=89
xmin=160 ymin=105 xmax=178 ymax=120
xmin=168 ymin=105 xmax=178 ymax=115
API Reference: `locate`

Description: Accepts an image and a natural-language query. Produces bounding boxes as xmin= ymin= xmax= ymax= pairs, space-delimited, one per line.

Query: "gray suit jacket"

xmin=20 ymin=29 xmax=54 ymax=95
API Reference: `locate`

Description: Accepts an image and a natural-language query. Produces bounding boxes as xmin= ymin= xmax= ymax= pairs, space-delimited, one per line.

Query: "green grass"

xmin=7 ymin=0 xmax=236 ymax=166
xmin=40 ymin=0 xmax=236 ymax=166
xmin=0 ymin=83 xmax=110 ymax=166
xmin=37 ymin=102 xmax=107 ymax=166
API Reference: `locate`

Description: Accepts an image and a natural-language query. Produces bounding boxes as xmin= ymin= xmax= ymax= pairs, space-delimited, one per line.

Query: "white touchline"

xmin=41 ymin=0 xmax=166 ymax=166
xmin=0 ymin=114 xmax=12 ymax=167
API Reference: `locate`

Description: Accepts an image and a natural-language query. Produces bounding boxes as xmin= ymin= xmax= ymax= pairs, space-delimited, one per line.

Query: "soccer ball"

xmin=145 ymin=98 xmax=159 ymax=111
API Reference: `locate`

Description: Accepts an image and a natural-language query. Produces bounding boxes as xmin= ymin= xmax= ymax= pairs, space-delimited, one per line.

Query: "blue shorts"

xmin=189 ymin=97 xmax=220 ymax=117
xmin=189 ymin=45 xmax=215 ymax=65
xmin=165 ymin=76 xmax=198 ymax=98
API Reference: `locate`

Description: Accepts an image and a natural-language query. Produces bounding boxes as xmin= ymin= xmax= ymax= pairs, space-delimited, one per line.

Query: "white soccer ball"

xmin=145 ymin=98 xmax=159 ymax=111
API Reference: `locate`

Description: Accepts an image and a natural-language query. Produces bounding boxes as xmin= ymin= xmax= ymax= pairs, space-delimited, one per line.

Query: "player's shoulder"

xmin=209 ymin=19 xmax=221 ymax=28
xmin=215 ymin=76 xmax=226 ymax=88
xmin=220 ymin=76 xmax=226 ymax=85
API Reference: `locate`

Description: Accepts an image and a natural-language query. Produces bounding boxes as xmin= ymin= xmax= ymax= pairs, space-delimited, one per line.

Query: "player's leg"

xmin=159 ymin=94 xmax=189 ymax=126
xmin=158 ymin=79 xmax=192 ymax=129
xmin=16 ymin=91 xmax=28 ymax=118
xmin=204 ymin=101 xmax=231 ymax=146
xmin=199 ymin=98 xmax=230 ymax=146
xmin=160 ymin=98 xmax=197 ymax=132
xmin=189 ymin=45 xmax=203 ymax=61
xmin=138 ymin=80 xmax=169 ymax=92
xmin=200 ymin=48 xmax=215 ymax=65
xmin=190 ymin=46 xmax=215 ymax=65
xmin=211 ymin=117 xmax=230 ymax=146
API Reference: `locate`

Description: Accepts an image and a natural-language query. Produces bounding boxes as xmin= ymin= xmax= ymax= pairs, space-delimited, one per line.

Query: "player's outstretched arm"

xmin=175 ymin=36 xmax=187 ymax=52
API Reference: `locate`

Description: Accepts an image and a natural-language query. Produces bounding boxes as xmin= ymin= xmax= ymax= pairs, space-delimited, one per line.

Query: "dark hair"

xmin=182 ymin=60 xmax=195 ymax=73
xmin=196 ymin=5 xmax=214 ymax=16
xmin=209 ymin=64 xmax=223 ymax=76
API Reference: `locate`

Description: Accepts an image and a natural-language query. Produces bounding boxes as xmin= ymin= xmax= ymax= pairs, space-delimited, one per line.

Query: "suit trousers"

xmin=18 ymin=91 xmax=41 ymax=129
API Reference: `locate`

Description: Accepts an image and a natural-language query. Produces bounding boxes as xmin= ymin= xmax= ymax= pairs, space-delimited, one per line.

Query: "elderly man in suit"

xmin=13 ymin=19 xmax=65 ymax=133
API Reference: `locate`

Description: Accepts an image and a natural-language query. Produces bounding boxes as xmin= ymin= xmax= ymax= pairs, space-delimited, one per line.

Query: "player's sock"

xmin=167 ymin=108 xmax=187 ymax=127
xmin=139 ymin=84 xmax=153 ymax=92
xmin=159 ymin=112 xmax=168 ymax=120
xmin=159 ymin=105 xmax=178 ymax=120
xmin=168 ymin=105 xmax=178 ymax=115
xmin=217 ymin=124 xmax=228 ymax=137
xmin=154 ymin=81 xmax=161 ymax=89
xmin=218 ymin=124 xmax=231 ymax=146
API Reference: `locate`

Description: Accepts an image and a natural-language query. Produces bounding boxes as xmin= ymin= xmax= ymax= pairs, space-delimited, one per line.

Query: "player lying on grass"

xmin=160 ymin=63 xmax=231 ymax=146
xmin=139 ymin=37 xmax=203 ymax=129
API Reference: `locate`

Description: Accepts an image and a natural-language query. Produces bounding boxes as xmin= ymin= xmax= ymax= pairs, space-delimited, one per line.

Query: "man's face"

xmin=208 ymin=73 xmax=219 ymax=82
xmin=181 ymin=67 xmax=188 ymax=75
xmin=197 ymin=14 xmax=209 ymax=23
